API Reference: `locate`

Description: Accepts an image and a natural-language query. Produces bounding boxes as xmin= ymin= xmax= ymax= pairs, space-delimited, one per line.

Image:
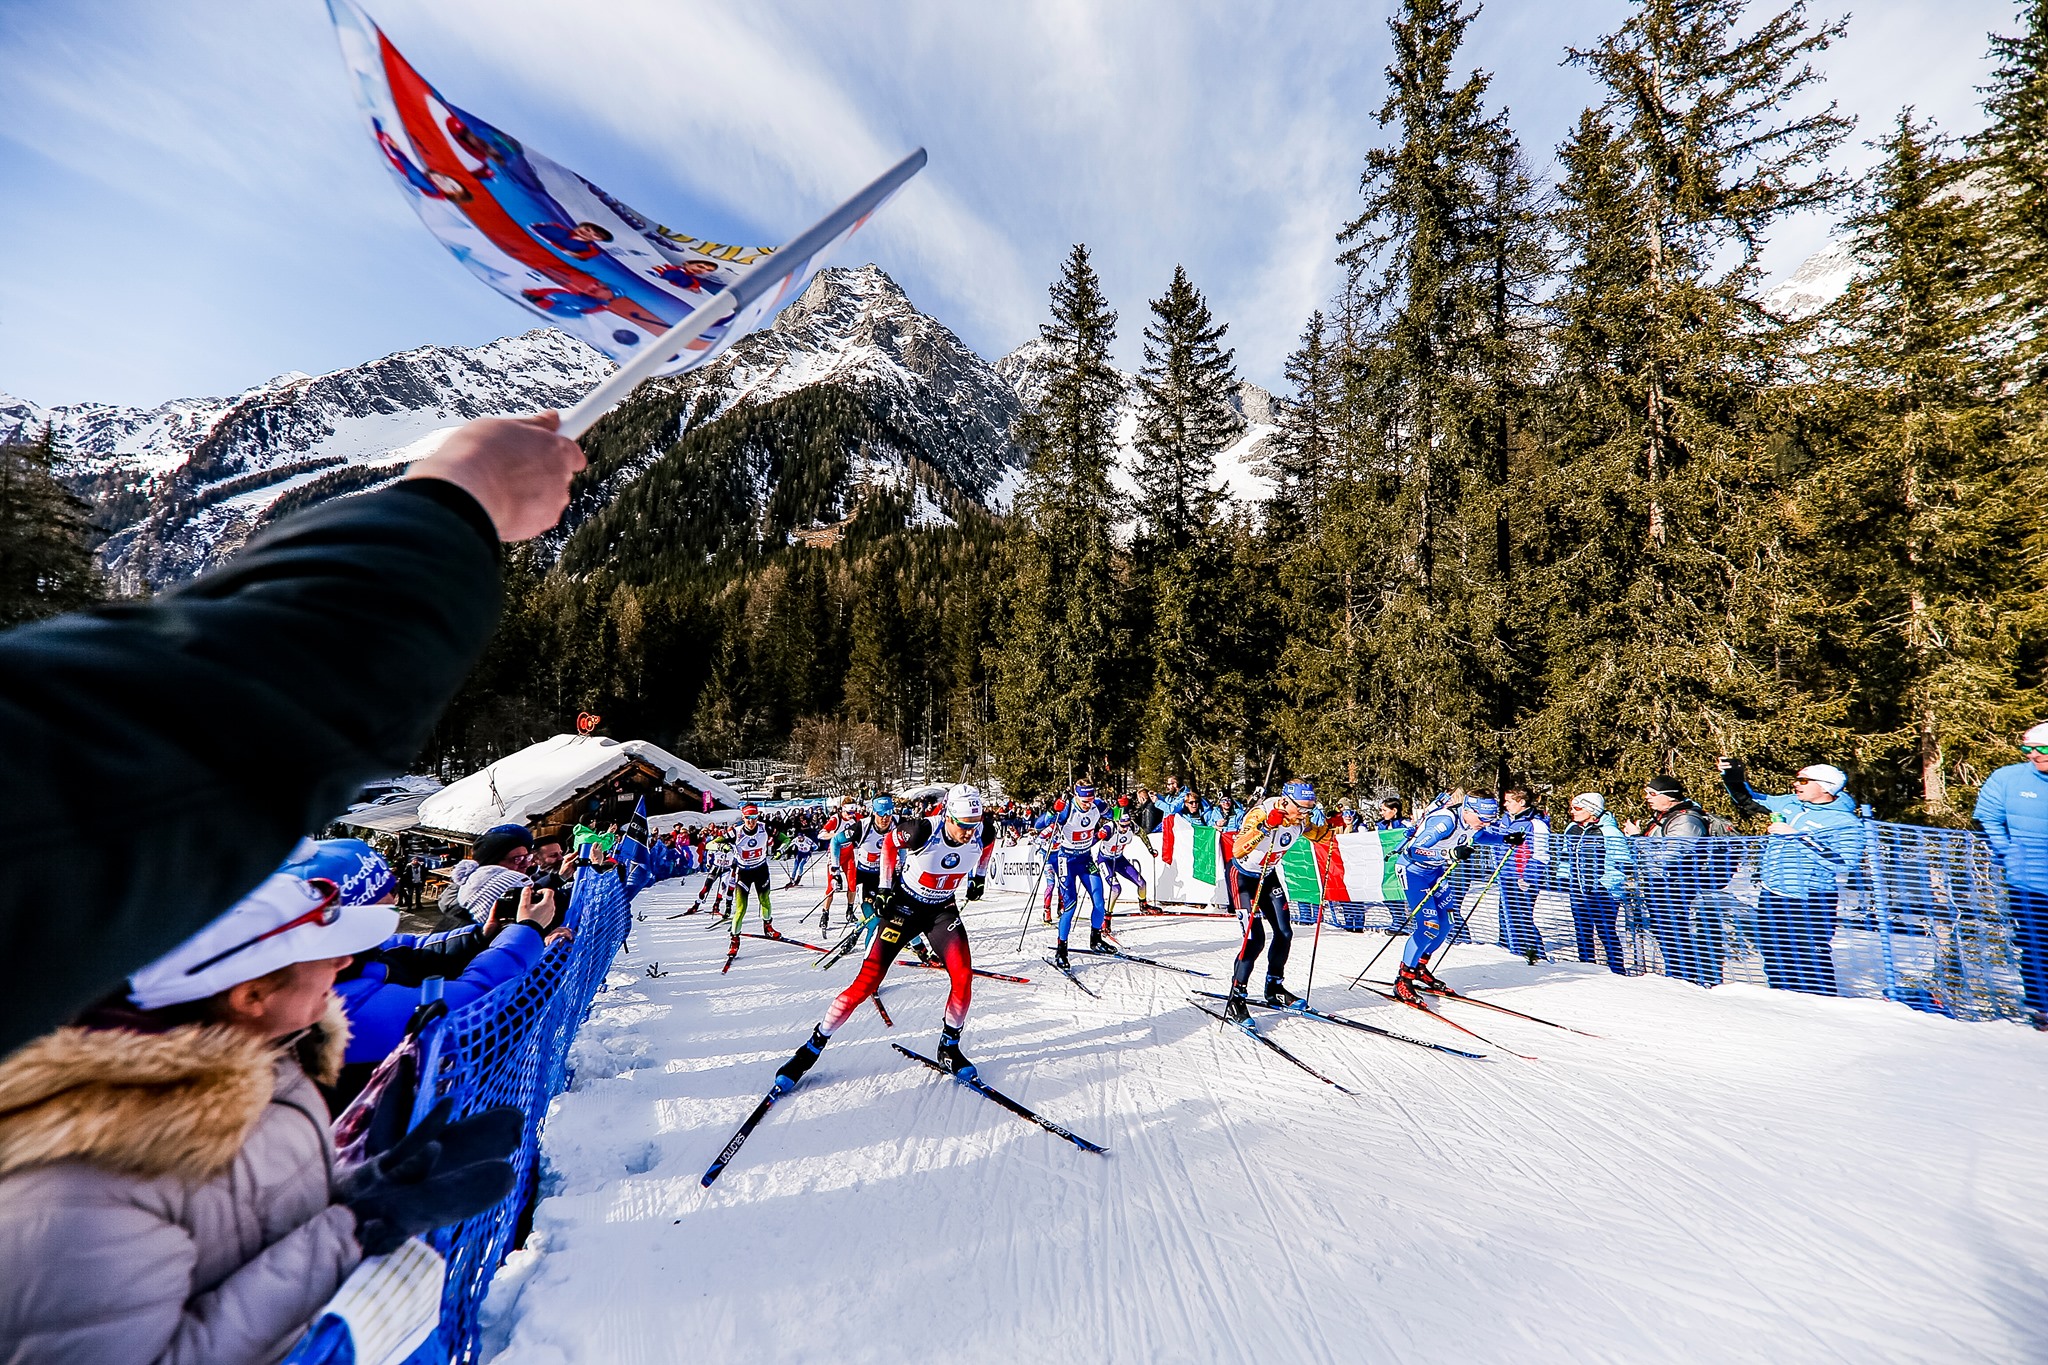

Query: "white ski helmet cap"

xmin=129 ymin=855 xmax=398 ymax=1010
xmin=946 ymin=784 xmax=984 ymax=822
xmin=2023 ymin=721 xmax=2048 ymax=746
xmin=1796 ymin=764 xmax=1849 ymax=795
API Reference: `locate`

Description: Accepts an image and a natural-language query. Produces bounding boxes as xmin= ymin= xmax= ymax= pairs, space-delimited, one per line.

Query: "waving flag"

xmin=1276 ymin=830 xmax=1407 ymax=905
xmin=328 ymin=0 xmax=920 ymax=383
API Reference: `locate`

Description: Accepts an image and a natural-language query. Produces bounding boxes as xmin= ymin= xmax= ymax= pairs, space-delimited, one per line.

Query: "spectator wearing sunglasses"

xmin=0 ymin=856 xmax=518 ymax=1363
xmin=1974 ymin=722 xmax=2048 ymax=1028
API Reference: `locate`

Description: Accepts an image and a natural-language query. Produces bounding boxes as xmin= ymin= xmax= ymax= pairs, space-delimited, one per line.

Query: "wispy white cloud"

xmin=0 ymin=0 xmax=2024 ymax=408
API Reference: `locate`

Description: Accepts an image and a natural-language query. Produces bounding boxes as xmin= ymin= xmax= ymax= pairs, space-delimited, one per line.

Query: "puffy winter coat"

xmin=334 ymin=921 xmax=548 ymax=1070
xmin=0 ymin=1001 xmax=362 ymax=1364
xmin=1730 ymin=779 xmax=1864 ymax=898
xmin=1974 ymin=760 xmax=2048 ymax=895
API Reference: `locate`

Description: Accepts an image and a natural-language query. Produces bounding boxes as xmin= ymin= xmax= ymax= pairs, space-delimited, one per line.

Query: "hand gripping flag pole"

xmin=557 ymin=148 xmax=926 ymax=440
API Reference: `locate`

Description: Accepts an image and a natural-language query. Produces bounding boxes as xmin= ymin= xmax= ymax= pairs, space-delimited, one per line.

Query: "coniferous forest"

xmin=399 ymin=0 xmax=2044 ymax=820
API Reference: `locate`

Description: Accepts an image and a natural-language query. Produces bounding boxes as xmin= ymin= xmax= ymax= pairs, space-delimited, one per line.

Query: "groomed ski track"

xmin=482 ymin=875 xmax=2048 ymax=1363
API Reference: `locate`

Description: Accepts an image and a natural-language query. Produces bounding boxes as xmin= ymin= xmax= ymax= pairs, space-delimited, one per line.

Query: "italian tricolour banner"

xmin=1276 ymin=830 xmax=1407 ymax=906
xmin=1151 ymin=815 xmax=1227 ymax=907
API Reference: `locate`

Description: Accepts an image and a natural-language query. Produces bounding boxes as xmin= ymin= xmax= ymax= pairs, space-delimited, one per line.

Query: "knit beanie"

xmin=1645 ymin=775 xmax=1687 ymax=798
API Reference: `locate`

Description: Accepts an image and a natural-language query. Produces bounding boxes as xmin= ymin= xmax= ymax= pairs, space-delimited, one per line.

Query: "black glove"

xmin=341 ymin=1098 xmax=521 ymax=1255
xmin=965 ymin=876 xmax=986 ymax=902
xmin=1451 ymin=845 xmax=1474 ymax=863
xmin=1502 ymin=831 xmax=1527 ymax=846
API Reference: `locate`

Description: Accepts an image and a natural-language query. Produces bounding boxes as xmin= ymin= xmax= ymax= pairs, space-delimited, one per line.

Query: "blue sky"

xmin=0 ymin=0 xmax=2021 ymax=408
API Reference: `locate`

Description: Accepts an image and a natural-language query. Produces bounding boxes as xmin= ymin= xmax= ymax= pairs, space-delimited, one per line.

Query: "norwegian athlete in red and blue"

xmin=772 ymin=786 xmax=999 ymax=1090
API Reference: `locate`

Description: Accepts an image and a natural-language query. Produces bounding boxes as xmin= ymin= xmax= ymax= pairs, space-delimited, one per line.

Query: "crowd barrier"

xmin=994 ymin=819 xmax=2033 ymax=1023
xmin=406 ymin=866 xmax=633 ymax=1362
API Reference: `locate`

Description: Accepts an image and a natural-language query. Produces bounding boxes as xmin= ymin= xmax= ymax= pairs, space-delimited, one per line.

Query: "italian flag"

xmin=1153 ymin=815 xmax=1226 ymax=905
xmin=1276 ymin=830 xmax=1406 ymax=905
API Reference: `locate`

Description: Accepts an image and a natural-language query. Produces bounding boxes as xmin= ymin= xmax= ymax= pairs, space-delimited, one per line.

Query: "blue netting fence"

xmin=407 ymin=865 xmax=633 ymax=1362
xmin=1291 ymin=820 xmax=2028 ymax=1021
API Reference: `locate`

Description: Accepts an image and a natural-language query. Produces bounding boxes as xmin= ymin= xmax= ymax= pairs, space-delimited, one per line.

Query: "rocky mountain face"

xmin=3 ymin=265 xmax=1029 ymax=590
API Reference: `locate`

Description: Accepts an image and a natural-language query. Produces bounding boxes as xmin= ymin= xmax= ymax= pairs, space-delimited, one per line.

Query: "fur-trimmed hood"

xmin=0 ymin=994 xmax=348 ymax=1182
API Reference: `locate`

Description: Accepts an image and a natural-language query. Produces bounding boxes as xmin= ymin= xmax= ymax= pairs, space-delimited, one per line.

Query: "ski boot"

xmin=1392 ymin=963 xmax=1429 ymax=1006
xmin=1263 ymin=977 xmax=1300 ymax=1009
xmin=1088 ymin=927 xmax=1113 ymax=954
xmin=773 ymin=1026 xmax=829 ymax=1096
xmin=1223 ymin=986 xmax=1251 ymax=1024
xmin=1412 ymin=961 xmax=1450 ymax=995
xmin=1138 ymin=896 xmax=1156 ymax=915
xmin=935 ymin=1025 xmax=978 ymax=1084
xmin=911 ymin=937 xmax=938 ymax=966
xmin=1053 ymin=940 xmax=1071 ymax=969
xmin=762 ymin=921 xmax=782 ymax=941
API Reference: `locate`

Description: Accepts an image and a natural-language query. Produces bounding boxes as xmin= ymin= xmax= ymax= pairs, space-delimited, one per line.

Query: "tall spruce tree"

xmin=1128 ymin=266 xmax=1245 ymax=786
xmin=1264 ymin=311 xmax=1339 ymax=542
xmin=1131 ymin=265 xmax=1242 ymax=553
xmin=1971 ymin=0 xmax=2048 ymax=383
xmin=1527 ymin=0 xmax=1854 ymax=794
xmin=992 ymin=245 xmax=1129 ymax=790
xmin=1325 ymin=0 xmax=1516 ymax=791
xmin=0 ymin=425 xmax=103 ymax=628
xmin=1795 ymin=112 xmax=2039 ymax=819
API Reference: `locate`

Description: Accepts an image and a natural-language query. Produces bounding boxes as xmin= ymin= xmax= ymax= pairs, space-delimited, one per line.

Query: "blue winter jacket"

xmin=1556 ymin=814 xmax=1630 ymax=894
xmin=335 ymin=921 xmax=548 ymax=1068
xmin=1734 ymin=780 xmax=1865 ymax=899
xmin=1974 ymin=760 xmax=2048 ymax=895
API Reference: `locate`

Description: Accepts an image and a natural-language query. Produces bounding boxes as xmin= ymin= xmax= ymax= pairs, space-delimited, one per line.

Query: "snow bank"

xmin=480 ymin=873 xmax=2048 ymax=1364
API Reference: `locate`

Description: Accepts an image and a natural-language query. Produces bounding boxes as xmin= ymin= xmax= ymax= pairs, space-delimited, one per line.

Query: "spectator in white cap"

xmin=0 ymin=856 xmax=518 ymax=1363
xmin=1719 ymin=755 xmax=1865 ymax=996
xmin=1973 ymin=722 xmax=2048 ymax=1028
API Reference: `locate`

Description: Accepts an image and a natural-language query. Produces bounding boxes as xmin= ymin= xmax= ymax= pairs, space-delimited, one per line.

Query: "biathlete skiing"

xmin=1392 ymin=791 xmax=1513 ymax=1003
xmin=772 ymin=784 xmax=998 ymax=1090
xmin=726 ymin=803 xmax=780 ymax=956
xmin=818 ymin=798 xmax=864 ymax=934
xmin=689 ymin=836 xmax=736 ymax=916
xmin=1222 ymin=778 xmax=1332 ymax=1021
xmin=1096 ymin=809 xmax=1155 ymax=924
xmin=848 ymin=795 xmax=898 ymax=946
xmin=1036 ymin=783 xmax=1116 ymax=967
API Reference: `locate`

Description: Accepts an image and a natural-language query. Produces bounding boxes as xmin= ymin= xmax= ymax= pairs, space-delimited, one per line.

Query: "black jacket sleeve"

xmin=0 ymin=479 xmax=501 ymax=1055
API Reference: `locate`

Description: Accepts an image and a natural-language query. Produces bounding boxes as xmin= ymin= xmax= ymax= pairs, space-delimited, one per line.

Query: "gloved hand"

xmin=340 ymin=1097 xmax=521 ymax=1256
xmin=1451 ymin=845 xmax=1474 ymax=863
xmin=1264 ymin=808 xmax=1287 ymax=828
xmin=965 ymin=875 xmax=986 ymax=901
xmin=1502 ymin=830 xmax=1527 ymax=846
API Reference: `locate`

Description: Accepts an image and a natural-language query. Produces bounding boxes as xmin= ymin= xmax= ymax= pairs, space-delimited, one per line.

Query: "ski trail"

xmin=493 ymin=880 xmax=2048 ymax=1365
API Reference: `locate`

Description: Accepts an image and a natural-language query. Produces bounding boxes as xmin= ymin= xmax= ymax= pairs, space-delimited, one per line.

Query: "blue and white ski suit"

xmin=1036 ymin=795 xmax=1113 ymax=941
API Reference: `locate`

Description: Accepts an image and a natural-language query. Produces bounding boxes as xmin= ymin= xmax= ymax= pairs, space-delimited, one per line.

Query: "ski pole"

xmin=1301 ymin=900 xmax=1327 ymax=1010
xmin=1430 ymin=849 xmax=1516 ymax=978
xmin=1352 ymin=858 xmax=1462 ymax=986
xmin=1015 ymin=849 xmax=1050 ymax=952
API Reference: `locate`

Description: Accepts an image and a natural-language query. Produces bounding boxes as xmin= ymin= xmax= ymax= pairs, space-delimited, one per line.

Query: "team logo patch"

xmin=942 ymin=852 xmax=961 ymax=869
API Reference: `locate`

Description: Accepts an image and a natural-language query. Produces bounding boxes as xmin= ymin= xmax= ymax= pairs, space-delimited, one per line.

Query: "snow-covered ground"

xmin=483 ymin=873 xmax=2048 ymax=1364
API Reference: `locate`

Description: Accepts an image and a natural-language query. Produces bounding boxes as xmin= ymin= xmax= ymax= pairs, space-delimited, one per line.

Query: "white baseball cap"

xmin=1795 ymin=764 xmax=1849 ymax=795
xmin=946 ymin=784 xmax=984 ymax=822
xmin=129 ymin=857 xmax=399 ymax=1010
xmin=2022 ymin=721 xmax=2048 ymax=746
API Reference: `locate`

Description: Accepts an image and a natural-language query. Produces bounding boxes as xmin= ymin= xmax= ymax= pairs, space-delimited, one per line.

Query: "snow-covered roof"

xmin=417 ymin=734 xmax=742 ymax=836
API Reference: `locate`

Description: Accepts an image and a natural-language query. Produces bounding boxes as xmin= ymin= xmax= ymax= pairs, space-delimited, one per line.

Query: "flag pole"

xmin=556 ymin=147 xmax=927 ymax=441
